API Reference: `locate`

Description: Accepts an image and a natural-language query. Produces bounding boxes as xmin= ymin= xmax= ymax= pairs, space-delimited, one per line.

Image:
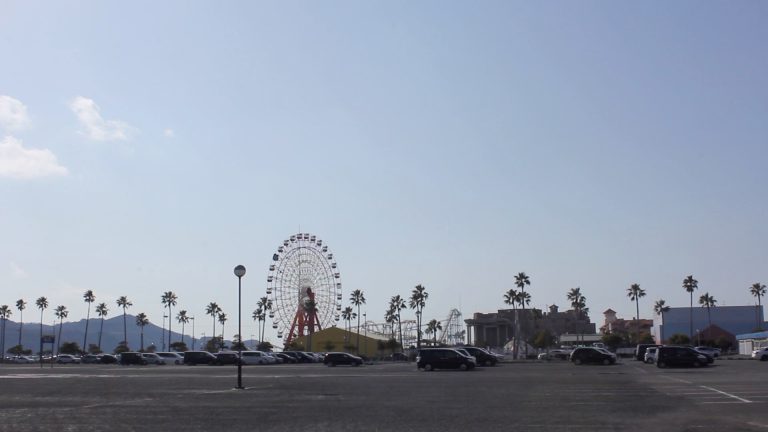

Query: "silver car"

xmin=644 ymin=347 xmax=658 ymax=364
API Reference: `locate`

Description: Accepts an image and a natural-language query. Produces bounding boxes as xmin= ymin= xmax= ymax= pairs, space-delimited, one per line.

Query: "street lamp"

xmin=234 ymin=264 xmax=246 ymax=390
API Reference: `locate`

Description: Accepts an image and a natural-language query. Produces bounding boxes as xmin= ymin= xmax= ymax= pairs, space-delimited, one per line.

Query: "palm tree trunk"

xmin=98 ymin=317 xmax=104 ymax=350
xmin=181 ymin=322 xmax=185 ymax=347
xmin=356 ymin=306 xmax=361 ymax=354
xmin=689 ymin=292 xmax=694 ymax=340
xmin=39 ymin=311 xmax=43 ymax=359
xmin=167 ymin=306 xmax=172 ymax=350
xmin=635 ymin=298 xmax=640 ymax=344
xmin=57 ymin=319 xmax=63 ymax=356
xmin=140 ymin=328 xmax=144 ymax=351
xmin=397 ymin=316 xmax=403 ymax=351
xmin=83 ymin=304 xmax=91 ymax=353
xmin=18 ymin=310 xmax=23 ymax=347
xmin=122 ymin=309 xmax=127 ymax=346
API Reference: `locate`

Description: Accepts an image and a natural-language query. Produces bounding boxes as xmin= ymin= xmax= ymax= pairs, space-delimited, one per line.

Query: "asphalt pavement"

xmin=0 ymin=358 xmax=767 ymax=431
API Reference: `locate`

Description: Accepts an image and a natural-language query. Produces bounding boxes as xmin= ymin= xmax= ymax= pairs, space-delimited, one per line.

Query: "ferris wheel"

xmin=266 ymin=233 xmax=342 ymax=344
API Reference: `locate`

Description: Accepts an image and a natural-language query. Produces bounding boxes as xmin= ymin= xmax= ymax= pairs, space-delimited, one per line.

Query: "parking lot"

xmin=0 ymin=359 xmax=766 ymax=431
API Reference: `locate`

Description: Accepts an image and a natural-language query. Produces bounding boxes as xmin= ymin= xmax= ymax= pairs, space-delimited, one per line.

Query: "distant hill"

xmin=1 ymin=315 xmax=258 ymax=353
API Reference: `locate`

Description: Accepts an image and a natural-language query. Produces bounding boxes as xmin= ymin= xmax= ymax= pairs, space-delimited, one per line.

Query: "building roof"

xmin=603 ymin=309 xmax=616 ymax=314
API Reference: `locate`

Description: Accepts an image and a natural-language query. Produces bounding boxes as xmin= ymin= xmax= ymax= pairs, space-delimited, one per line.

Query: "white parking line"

xmin=700 ymin=386 xmax=752 ymax=403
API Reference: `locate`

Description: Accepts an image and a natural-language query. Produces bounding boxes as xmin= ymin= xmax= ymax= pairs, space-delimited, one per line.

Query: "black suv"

xmin=323 ymin=352 xmax=363 ymax=367
xmin=635 ymin=344 xmax=662 ymax=361
xmin=119 ymin=352 xmax=148 ymax=366
xmin=416 ymin=348 xmax=476 ymax=371
xmin=656 ymin=346 xmax=709 ymax=368
xmin=463 ymin=347 xmax=498 ymax=366
xmin=570 ymin=347 xmax=616 ymax=365
xmin=214 ymin=352 xmax=241 ymax=365
xmin=184 ymin=351 xmax=216 ymax=365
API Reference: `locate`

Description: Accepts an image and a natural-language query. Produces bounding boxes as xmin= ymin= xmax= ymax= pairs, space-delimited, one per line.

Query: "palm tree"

xmin=426 ymin=319 xmax=442 ymax=345
xmin=206 ymin=302 xmax=221 ymax=346
xmin=0 ymin=305 xmax=11 ymax=360
xmin=349 ymin=290 xmax=366 ymax=354
xmin=626 ymin=283 xmax=646 ymax=343
xmin=341 ymin=306 xmax=355 ymax=350
xmin=95 ymin=302 xmax=108 ymax=351
xmin=389 ymin=295 xmax=407 ymax=350
xmin=682 ymin=275 xmax=699 ymax=339
xmin=176 ymin=310 xmax=189 ymax=347
xmin=699 ymin=292 xmax=717 ymax=336
xmin=82 ymin=290 xmax=95 ymax=353
xmin=514 ymin=273 xmax=531 ymax=356
xmin=35 ymin=297 xmax=48 ymax=358
xmin=384 ymin=305 xmax=397 ymax=341
xmin=409 ymin=285 xmax=428 ymax=349
xmin=161 ymin=291 xmax=178 ymax=349
xmin=54 ymin=305 xmax=68 ymax=356
xmin=567 ymin=288 xmax=587 ymax=342
xmin=252 ymin=307 xmax=265 ymax=343
xmin=503 ymin=288 xmax=520 ymax=358
xmin=654 ymin=299 xmax=670 ymax=315
xmin=218 ymin=312 xmax=227 ymax=342
xmin=15 ymin=299 xmax=26 ymax=348
xmin=135 ymin=313 xmax=149 ymax=351
xmin=750 ymin=283 xmax=767 ymax=330
xmin=256 ymin=297 xmax=272 ymax=343
xmin=116 ymin=296 xmax=132 ymax=348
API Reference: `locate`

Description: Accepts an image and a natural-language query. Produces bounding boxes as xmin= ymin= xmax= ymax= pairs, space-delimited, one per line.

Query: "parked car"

xmin=100 ymin=354 xmax=118 ymax=364
xmin=214 ymin=352 xmax=241 ymax=365
xmin=12 ymin=356 xmax=36 ymax=364
xmin=240 ymin=351 xmax=273 ymax=365
xmin=266 ymin=353 xmax=283 ymax=364
xmin=463 ymin=347 xmax=498 ymax=366
xmin=55 ymin=354 xmax=81 ymax=364
xmin=275 ymin=352 xmax=297 ymax=364
xmin=416 ymin=348 xmax=476 ymax=371
xmin=694 ymin=346 xmax=721 ymax=358
xmin=120 ymin=352 xmax=148 ymax=365
xmin=656 ymin=346 xmax=709 ymax=368
xmin=323 ymin=352 xmax=363 ymax=367
xmin=634 ymin=344 xmax=662 ymax=361
xmin=752 ymin=347 xmax=768 ymax=361
xmin=644 ymin=347 xmax=658 ymax=364
xmin=141 ymin=353 xmax=166 ymax=365
xmin=570 ymin=347 xmax=616 ymax=365
xmin=183 ymin=351 xmax=216 ymax=365
xmin=156 ymin=352 xmax=184 ymax=365
xmin=81 ymin=354 xmax=102 ymax=364
xmin=282 ymin=351 xmax=314 ymax=363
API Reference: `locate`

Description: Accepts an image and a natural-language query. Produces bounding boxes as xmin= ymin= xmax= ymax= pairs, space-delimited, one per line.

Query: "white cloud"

xmin=0 ymin=95 xmax=31 ymax=131
xmin=10 ymin=261 xmax=28 ymax=278
xmin=70 ymin=96 xmax=134 ymax=141
xmin=0 ymin=135 xmax=68 ymax=179
xmin=163 ymin=128 xmax=175 ymax=138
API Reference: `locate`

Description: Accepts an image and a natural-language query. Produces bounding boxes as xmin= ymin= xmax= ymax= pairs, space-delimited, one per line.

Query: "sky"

xmin=1 ymin=1 xmax=767 ymax=345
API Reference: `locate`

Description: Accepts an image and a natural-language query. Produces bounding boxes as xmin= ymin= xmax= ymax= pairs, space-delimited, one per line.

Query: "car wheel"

xmin=424 ymin=363 xmax=433 ymax=371
xmin=353 ymin=362 xmax=360 ymax=367
xmin=761 ymin=355 xmax=767 ymax=362
xmin=330 ymin=362 xmax=337 ymax=367
xmin=602 ymin=359 xmax=610 ymax=365
xmin=657 ymin=361 xmax=666 ymax=368
xmin=573 ymin=358 xmax=582 ymax=365
xmin=693 ymin=361 xmax=701 ymax=368
xmin=459 ymin=363 xmax=468 ymax=371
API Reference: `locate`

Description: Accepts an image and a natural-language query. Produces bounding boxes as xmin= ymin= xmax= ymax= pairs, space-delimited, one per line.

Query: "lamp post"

xmin=234 ymin=265 xmax=246 ymax=390
xmin=191 ymin=317 xmax=195 ymax=350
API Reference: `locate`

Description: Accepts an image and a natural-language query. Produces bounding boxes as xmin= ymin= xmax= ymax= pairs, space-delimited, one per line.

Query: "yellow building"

xmin=290 ymin=326 xmax=389 ymax=358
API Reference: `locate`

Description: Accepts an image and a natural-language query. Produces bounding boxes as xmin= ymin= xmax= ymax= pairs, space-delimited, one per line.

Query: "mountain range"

xmin=0 ymin=315 xmax=254 ymax=353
